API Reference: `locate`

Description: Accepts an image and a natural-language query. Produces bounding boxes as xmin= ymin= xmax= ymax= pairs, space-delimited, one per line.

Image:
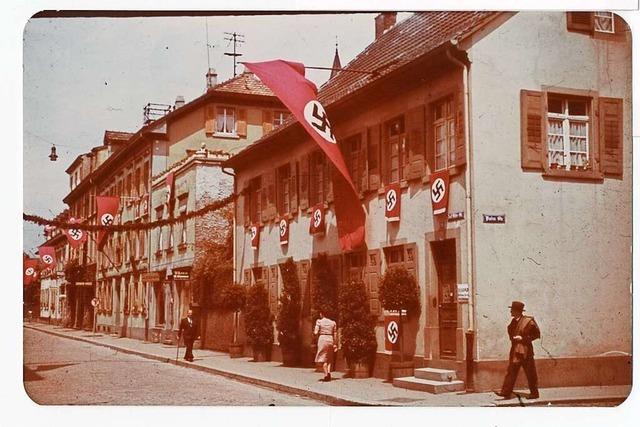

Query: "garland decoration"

xmin=23 ymin=193 xmax=238 ymax=232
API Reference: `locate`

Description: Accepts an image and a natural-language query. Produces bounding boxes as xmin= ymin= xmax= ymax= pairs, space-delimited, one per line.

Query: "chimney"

xmin=174 ymin=95 xmax=185 ymax=109
xmin=375 ymin=12 xmax=397 ymax=39
xmin=206 ymin=68 xmax=218 ymax=91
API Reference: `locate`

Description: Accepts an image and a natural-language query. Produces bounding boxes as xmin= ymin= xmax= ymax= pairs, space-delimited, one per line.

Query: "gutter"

xmin=445 ymin=44 xmax=477 ymax=389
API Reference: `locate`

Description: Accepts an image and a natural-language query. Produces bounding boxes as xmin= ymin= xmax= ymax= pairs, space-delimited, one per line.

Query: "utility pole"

xmin=224 ymin=32 xmax=245 ymax=77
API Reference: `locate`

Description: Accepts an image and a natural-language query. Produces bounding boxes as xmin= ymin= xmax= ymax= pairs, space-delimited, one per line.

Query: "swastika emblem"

xmin=42 ymin=255 xmax=53 ymax=265
xmin=249 ymin=226 xmax=257 ymax=240
xmin=303 ymin=100 xmax=336 ymax=144
xmin=69 ymin=228 xmax=83 ymax=241
xmin=431 ymin=178 xmax=446 ymax=203
xmin=279 ymin=219 xmax=287 ymax=237
xmin=386 ymin=189 xmax=397 ymax=212
xmin=313 ymin=209 xmax=322 ymax=228
xmin=101 ymin=213 xmax=114 ymax=226
xmin=387 ymin=320 xmax=399 ymax=344
xmin=25 ymin=267 xmax=35 ymax=276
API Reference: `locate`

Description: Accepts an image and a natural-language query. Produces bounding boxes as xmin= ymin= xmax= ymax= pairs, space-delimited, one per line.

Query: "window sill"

xmin=542 ymin=168 xmax=603 ymax=181
xmin=210 ymin=132 xmax=240 ymax=140
xmin=421 ymin=165 xmax=465 ymax=185
xmin=177 ymin=243 xmax=188 ymax=252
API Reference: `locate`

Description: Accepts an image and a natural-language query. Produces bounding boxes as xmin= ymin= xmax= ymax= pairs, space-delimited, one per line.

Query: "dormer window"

xmin=216 ymin=106 xmax=236 ymax=135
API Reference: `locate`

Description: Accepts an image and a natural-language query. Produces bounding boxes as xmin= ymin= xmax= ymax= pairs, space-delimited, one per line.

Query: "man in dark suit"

xmin=495 ymin=301 xmax=541 ymax=399
xmin=178 ymin=309 xmax=199 ymax=362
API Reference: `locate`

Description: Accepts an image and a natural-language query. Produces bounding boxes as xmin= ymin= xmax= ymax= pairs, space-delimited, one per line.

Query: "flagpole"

xmin=87 ymin=233 xmax=120 ymax=272
xmin=238 ymin=61 xmax=377 ymax=76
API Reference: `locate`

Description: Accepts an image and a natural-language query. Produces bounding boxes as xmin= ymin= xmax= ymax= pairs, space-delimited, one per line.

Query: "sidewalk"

xmin=24 ymin=322 xmax=630 ymax=407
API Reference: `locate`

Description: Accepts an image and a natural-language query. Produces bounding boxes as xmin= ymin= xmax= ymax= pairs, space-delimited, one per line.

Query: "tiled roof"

xmin=104 ymin=130 xmax=134 ymax=143
xmin=213 ymin=71 xmax=275 ymax=97
xmin=225 ymin=11 xmax=501 ymax=167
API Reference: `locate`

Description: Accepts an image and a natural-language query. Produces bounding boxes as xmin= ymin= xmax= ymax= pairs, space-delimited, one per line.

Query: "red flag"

xmin=23 ymin=258 xmax=39 ymax=285
xmin=430 ymin=169 xmax=450 ymax=215
xmin=309 ymin=204 xmax=325 ymax=235
xmin=384 ymin=183 xmax=401 ymax=222
xmin=62 ymin=217 xmax=88 ymax=249
xmin=278 ymin=217 xmax=289 ymax=246
xmin=249 ymin=224 xmax=260 ymax=250
xmin=96 ymin=196 xmax=120 ymax=251
xmin=244 ymin=60 xmax=365 ymax=250
xmin=38 ymin=246 xmax=57 ymax=270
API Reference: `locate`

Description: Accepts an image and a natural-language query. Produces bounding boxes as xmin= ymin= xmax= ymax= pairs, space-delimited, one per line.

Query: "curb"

xmin=24 ymin=324 xmax=370 ymax=406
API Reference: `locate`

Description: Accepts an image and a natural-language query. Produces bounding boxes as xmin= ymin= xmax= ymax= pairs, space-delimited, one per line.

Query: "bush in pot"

xmin=244 ymin=283 xmax=273 ymax=361
xmin=276 ymin=258 xmax=302 ymax=366
xmin=219 ymin=282 xmax=246 ymax=358
xmin=379 ymin=266 xmax=421 ymax=363
xmin=338 ymin=280 xmax=377 ymax=378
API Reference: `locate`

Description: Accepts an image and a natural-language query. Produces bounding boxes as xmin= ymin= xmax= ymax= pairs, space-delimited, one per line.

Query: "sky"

xmin=22 ymin=12 xmax=413 ymax=254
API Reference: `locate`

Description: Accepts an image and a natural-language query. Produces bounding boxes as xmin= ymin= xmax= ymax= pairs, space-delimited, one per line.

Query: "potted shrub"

xmin=311 ymin=254 xmax=339 ymax=369
xmin=379 ymin=266 xmax=421 ymax=377
xmin=276 ymin=259 xmax=302 ymax=366
xmin=338 ymin=280 xmax=377 ymax=378
xmin=219 ymin=282 xmax=246 ymax=358
xmin=244 ymin=283 xmax=273 ymax=361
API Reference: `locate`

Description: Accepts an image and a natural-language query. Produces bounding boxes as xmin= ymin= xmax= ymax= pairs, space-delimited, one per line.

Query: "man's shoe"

xmin=527 ymin=392 xmax=540 ymax=400
xmin=493 ymin=390 xmax=514 ymax=399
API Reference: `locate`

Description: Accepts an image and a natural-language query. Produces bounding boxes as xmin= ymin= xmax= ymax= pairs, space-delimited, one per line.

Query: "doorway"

xmin=432 ymin=239 xmax=458 ymax=359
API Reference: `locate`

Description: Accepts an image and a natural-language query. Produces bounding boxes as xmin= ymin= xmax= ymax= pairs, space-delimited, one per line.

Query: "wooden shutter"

xmin=237 ymin=108 xmax=247 ymax=137
xmin=262 ymin=111 xmax=274 ymax=135
xmin=289 ymin=160 xmax=298 ymax=214
xmin=268 ymin=265 xmax=279 ymax=314
xmin=381 ymin=123 xmax=390 ymax=184
xmin=242 ymin=183 xmax=251 ymax=225
xmin=299 ymin=154 xmax=310 ymax=210
xmin=405 ymin=105 xmax=426 ymax=179
xmin=425 ymin=102 xmax=435 ymax=175
xmin=567 ymin=12 xmax=594 ymax=33
xmin=358 ymin=132 xmax=369 ymax=192
xmin=297 ymin=260 xmax=311 ymax=316
xmin=205 ymin=104 xmax=215 ymax=134
xmin=367 ymin=125 xmax=381 ymax=190
xmin=325 ymin=162 xmax=334 ymax=203
xmin=267 ymin=169 xmax=277 ymax=220
xmin=599 ymin=97 xmax=623 ymax=177
xmin=453 ymin=89 xmax=467 ymax=168
xmin=520 ymin=90 xmax=545 ymax=171
xmin=365 ymin=249 xmax=381 ymax=316
xmin=404 ymin=244 xmax=418 ymax=284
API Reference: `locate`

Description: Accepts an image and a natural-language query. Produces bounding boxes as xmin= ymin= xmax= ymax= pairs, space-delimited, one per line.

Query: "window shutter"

xmin=289 ymin=161 xmax=298 ymax=214
xmin=262 ymin=111 xmax=274 ymax=135
xmin=599 ymin=97 xmax=623 ymax=177
xmin=380 ymin=124 xmax=390 ymax=184
xmin=358 ymin=132 xmax=369 ymax=192
xmin=365 ymin=249 xmax=381 ymax=316
xmin=425 ymin=103 xmax=435 ymax=175
xmin=405 ymin=105 xmax=426 ymax=179
xmin=520 ymin=90 xmax=545 ymax=171
xmin=260 ymin=174 xmax=269 ymax=222
xmin=237 ymin=108 xmax=247 ymax=137
xmin=242 ymin=183 xmax=251 ymax=226
xmin=367 ymin=125 xmax=381 ymax=190
xmin=297 ymin=260 xmax=311 ymax=316
xmin=261 ymin=170 xmax=276 ymax=221
xmin=453 ymin=89 xmax=467 ymax=168
xmin=567 ymin=12 xmax=594 ymax=33
xmin=205 ymin=104 xmax=215 ymax=134
xmin=325 ymin=162 xmax=334 ymax=203
xmin=299 ymin=154 xmax=310 ymax=210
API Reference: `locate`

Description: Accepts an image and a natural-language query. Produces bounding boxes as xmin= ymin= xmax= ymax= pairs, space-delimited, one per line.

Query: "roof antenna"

xmin=224 ymin=32 xmax=245 ymax=77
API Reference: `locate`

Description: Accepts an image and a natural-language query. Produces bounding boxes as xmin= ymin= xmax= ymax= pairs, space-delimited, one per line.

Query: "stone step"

xmin=414 ymin=367 xmax=458 ymax=382
xmin=393 ymin=376 xmax=465 ymax=394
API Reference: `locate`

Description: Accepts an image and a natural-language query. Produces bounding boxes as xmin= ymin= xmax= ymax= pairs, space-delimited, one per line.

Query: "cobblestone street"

xmin=23 ymin=327 xmax=321 ymax=405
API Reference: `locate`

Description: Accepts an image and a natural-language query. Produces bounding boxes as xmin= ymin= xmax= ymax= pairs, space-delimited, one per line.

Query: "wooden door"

xmin=433 ymin=239 xmax=457 ymax=359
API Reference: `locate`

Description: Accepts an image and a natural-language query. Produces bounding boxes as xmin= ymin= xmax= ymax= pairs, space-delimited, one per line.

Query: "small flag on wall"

xmin=38 ymin=246 xmax=57 ymax=270
xmin=249 ymin=224 xmax=260 ymax=250
xmin=384 ymin=183 xmax=401 ymax=222
xmin=278 ymin=217 xmax=289 ymax=246
xmin=62 ymin=217 xmax=88 ymax=248
xmin=430 ymin=169 xmax=450 ymax=215
xmin=309 ymin=204 xmax=325 ymax=235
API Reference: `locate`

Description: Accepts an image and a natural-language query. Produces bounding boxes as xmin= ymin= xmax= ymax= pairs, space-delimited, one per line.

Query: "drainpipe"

xmin=446 ymin=43 xmax=476 ymax=390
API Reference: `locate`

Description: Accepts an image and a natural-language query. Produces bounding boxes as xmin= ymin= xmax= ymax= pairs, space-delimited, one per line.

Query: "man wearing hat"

xmin=496 ymin=301 xmax=541 ymax=399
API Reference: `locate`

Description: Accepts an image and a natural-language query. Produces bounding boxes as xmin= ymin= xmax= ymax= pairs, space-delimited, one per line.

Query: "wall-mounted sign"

xmin=483 ymin=214 xmax=506 ymax=224
xmin=457 ymin=283 xmax=470 ymax=302
xmin=75 ymin=281 xmax=93 ymax=287
xmin=173 ymin=270 xmax=190 ymax=281
xmin=141 ymin=272 xmax=161 ymax=282
xmin=448 ymin=211 xmax=464 ymax=221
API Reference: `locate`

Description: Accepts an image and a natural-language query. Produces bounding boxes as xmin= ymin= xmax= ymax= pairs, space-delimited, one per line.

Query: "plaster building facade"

xmin=224 ymin=12 xmax=631 ymax=390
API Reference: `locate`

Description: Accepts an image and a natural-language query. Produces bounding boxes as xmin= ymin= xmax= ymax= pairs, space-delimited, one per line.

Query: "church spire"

xmin=330 ymin=37 xmax=342 ymax=79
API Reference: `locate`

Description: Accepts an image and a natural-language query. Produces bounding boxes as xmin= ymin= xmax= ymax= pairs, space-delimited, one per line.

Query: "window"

xmin=276 ymin=164 xmax=292 ymax=215
xmin=594 ymin=12 xmax=614 ymax=33
xmin=248 ymin=176 xmax=262 ymax=223
xmin=157 ymin=228 xmax=164 ymax=255
xmin=383 ymin=244 xmax=418 ymax=284
xmin=344 ymin=134 xmax=365 ymax=192
xmin=139 ymin=230 xmax=146 ymax=258
xmin=168 ymin=225 xmax=174 ymax=251
xmin=383 ymin=116 xmax=405 ymax=183
xmin=309 ymin=150 xmax=327 ymax=205
xmin=547 ymin=96 xmax=590 ymax=170
xmin=180 ymin=220 xmax=187 ymax=246
xmin=432 ymin=97 xmax=456 ymax=171
xmin=273 ymin=110 xmax=290 ymax=127
xmin=566 ymin=12 xmax=625 ymax=39
xmin=216 ymin=106 xmax=236 ymax=134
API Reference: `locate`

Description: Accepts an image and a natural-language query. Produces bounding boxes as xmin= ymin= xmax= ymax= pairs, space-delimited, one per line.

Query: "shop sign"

xmin=483 ymin=214 xmax=506 ymax=224
xmin=173 ymin=270 xmax=190 ymax=281
xmin=141 ymin=272 xmax=161 ymax=282
xmin=75 ymin=281 xmax=93 ymax=287
xmin=457 ymin=283 xmax=470 ymax=302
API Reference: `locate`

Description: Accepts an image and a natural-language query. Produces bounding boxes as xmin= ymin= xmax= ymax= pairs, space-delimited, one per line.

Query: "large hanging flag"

xmin=384 ymin=183 xmax=401 ymax=222
xmin=244 ymin=60 xmax=365 ymax=250
xmin=23 ymin=258 xmax=39 ymax=285
xmin=96 ymin=196 xmax=120 ymax=251
xmin=38 ymin=246 xmax=57 ymax=270
xmin=62 ymin=217 xmax=88 ymax=249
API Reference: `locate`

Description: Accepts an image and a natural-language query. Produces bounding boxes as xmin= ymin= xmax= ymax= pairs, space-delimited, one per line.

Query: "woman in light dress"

xmin=314 ymin=311 xmax=337 ymax=382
